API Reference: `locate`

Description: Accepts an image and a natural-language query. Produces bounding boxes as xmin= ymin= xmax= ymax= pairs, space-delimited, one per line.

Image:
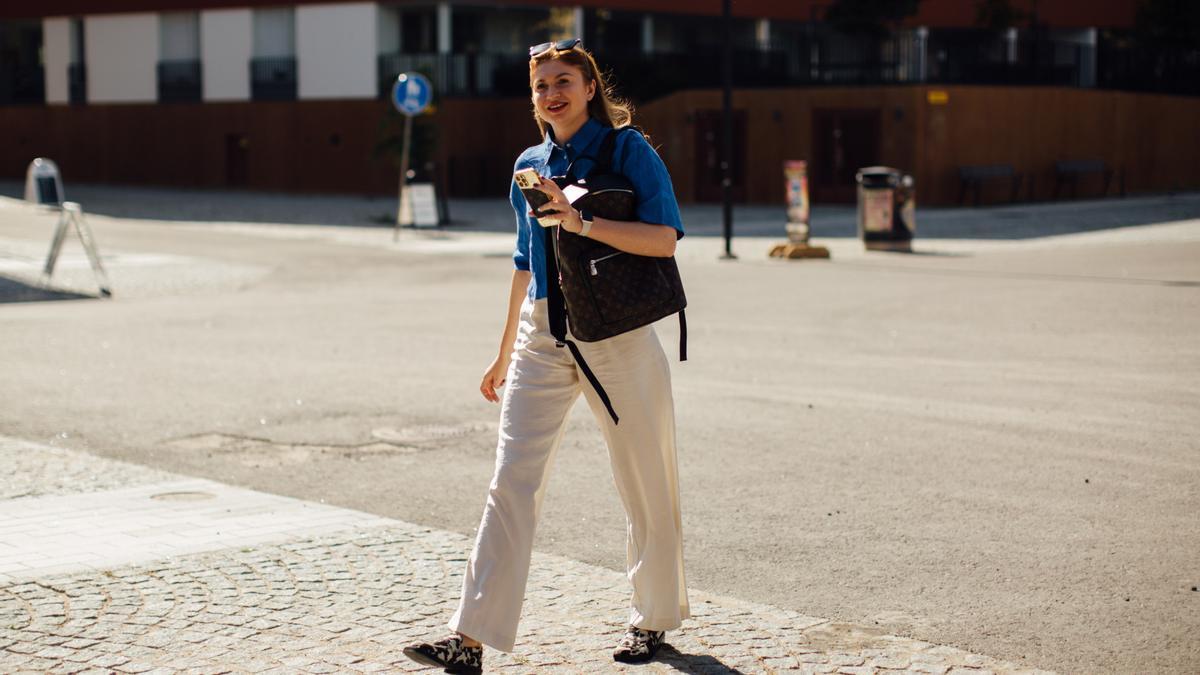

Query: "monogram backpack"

xmin=542 ymin=126 xmax=688 ymax=424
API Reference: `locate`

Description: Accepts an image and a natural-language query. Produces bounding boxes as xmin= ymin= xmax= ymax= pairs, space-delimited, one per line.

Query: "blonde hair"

xmin=529 ymin=46 xmax=634 ymax=138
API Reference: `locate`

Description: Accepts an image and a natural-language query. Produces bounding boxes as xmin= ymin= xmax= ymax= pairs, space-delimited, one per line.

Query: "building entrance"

xmin=811 ymin=108 xmax=881 ymax=203
xmin=225 ymin=134 xmax=249 ymax=187
xmin=693 ymin=109 xmax=746 ymax=203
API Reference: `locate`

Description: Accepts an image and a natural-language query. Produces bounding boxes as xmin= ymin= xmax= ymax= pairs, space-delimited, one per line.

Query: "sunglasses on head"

xmin=529 ymin=37 xmax=582 ymax=58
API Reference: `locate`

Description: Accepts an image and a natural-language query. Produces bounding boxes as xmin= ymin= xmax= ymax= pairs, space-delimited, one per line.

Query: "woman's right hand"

xmin=480 ymin=354 xmax=511 ymax=403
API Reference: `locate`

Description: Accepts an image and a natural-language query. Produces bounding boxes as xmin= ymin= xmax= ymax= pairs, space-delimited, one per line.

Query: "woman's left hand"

xmin=531 ymin=180 xmax=583 ymax=234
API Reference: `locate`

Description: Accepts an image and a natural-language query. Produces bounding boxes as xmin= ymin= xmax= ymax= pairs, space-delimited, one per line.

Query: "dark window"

xmin=0 ymin=20 xmax=45 ymax=105
xmin=158 ymin=59 xmax=202 ymax=102
xmin=452 ymin=10 xmax=484 ymax=53
xmin=68 ymin=63 xmax=86 ymax=104
xmin=401 ymin=8 xmax=437 ymax=54
xmin=250 ymin=57 xmax=297 ymax=101
xmin=68 ymin=17 xmax=86 ymax=104
xmin=586 ymin=9 xmax=643 ymax=55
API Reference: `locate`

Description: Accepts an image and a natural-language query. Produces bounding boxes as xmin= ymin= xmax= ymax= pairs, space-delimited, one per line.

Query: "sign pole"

xmin=394 ymin=113 xmax=414 ymax=241
xmin=389 ymin=72 xmax=434 ymax=240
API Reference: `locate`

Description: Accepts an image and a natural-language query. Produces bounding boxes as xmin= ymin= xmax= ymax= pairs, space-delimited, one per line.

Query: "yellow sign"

xmin=927 ymin=90 xmax=949 ymax=105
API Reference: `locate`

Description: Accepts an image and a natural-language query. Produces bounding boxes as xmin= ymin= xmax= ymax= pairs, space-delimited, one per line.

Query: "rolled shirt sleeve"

xmin=616 ymin=131 xmax=685 ymax=239
xmin=510 ymin=178 xmax=531 ymax=271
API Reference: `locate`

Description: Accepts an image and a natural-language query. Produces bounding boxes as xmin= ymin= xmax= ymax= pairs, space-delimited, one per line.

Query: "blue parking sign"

xmin=392 ymin=73 xmax=433 ymax=116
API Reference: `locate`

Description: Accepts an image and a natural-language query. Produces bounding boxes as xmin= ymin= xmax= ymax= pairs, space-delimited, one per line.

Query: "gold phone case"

xmin=514 ymin=168 xmax=556 ymax=226
xmin=514 ymin=168 xmax=541 ymax=190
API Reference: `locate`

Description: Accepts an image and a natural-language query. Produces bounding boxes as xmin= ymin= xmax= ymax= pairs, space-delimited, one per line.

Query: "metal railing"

xmin=68 ymin=63 xmax=86 ymax=105
xmin=374 ymin=41 xmax=1003 ymax=102
xmin=1098 ymin=40 xmax=1200 ymax=96
xmin=250 ymin=57 xmax=297 ymax=101
xmin=925 ymin=32 xmax=1087 ymax=87
xmin=158 ymin=59 xmax=202 ymax=103
xmin=377 ymin=52 xmax=527 ymax=98
xmin=374 ymin=35 xmax=1188 ymax=101
xmin=0 ymin=64 xmax=45 ymax=105
xmin=376 ymin=48 xmax=891 ymax=100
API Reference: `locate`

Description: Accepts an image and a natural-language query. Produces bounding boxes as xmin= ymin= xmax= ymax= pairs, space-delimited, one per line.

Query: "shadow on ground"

xmin=657 ymin=645 xmax=747 ymax=674
xmin=0 ymin=275 xmax=96 ymax=304
xmin=3 ymin=180 xmax=1198 ymax=242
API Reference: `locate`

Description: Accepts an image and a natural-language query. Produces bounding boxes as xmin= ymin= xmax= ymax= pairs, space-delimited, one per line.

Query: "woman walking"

xmin=403 ymin=39 xmax=689 ymax=674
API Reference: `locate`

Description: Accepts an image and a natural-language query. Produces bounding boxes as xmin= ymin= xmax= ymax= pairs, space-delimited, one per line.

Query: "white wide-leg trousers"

xmin=448 ymin=298 xmax=690 ymax=652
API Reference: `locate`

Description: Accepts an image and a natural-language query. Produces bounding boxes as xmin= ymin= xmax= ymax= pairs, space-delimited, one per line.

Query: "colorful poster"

xmin=862 ymin=189 xmax=893 ymax=233
xmin=784 ymin=160 xmax=809 ymax=225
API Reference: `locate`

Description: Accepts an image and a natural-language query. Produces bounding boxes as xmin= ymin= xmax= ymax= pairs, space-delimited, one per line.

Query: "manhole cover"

xmin=150 ymin=491 xmax=216 ymax=502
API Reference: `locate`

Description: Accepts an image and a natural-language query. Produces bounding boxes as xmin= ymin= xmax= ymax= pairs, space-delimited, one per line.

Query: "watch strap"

xmin=579 ymin=209 xmax=593 ymax=237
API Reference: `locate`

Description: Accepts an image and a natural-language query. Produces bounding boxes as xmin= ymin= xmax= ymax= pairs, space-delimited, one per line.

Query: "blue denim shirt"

xmin=510 ymin=117 xmax=685 ymax=300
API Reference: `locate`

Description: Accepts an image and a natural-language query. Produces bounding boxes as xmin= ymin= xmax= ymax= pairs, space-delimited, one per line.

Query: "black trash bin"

xmin=856 ymin=166 xmax=915 ymax=251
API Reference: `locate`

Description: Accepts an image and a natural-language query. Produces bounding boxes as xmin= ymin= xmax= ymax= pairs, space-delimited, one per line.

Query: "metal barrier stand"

xmin=41 ymin=201 xmax=113 ymax=298
xmin=25 ymin=157 xmax=113 ymax=298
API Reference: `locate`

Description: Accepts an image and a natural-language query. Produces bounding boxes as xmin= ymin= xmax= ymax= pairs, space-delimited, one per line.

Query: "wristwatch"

xmin=578 ymin=209 xmax=593 ymax=237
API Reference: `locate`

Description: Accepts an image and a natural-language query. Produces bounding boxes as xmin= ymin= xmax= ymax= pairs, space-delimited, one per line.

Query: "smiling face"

xmin=531 ymin=59 xmax=596 ymax=140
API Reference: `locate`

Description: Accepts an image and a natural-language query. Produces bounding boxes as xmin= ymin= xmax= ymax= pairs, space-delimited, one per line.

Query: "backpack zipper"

xmin=589 ymin=251 xmax=625 ymax=276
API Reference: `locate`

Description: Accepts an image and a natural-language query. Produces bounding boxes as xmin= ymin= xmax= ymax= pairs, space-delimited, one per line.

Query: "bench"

xmin=958 ymin=164 xmax=1025 ymax=206
xmin=1054 ymin=160 xmax=1124 ymax=199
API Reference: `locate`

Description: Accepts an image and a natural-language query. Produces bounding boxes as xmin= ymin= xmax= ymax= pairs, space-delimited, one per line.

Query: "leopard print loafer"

xmin=402 ymin=635 xmax=483 ymax=674
xmin=612 ymin=626 xmax=666 ymax=663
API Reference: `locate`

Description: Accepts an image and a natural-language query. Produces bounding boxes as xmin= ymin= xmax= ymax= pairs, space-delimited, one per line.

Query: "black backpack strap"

xmin=678 ymin=309 xmax=687 ymax=361
xmin=564 ymin=338 xmax=619 ymax=424
xmin=563 ymin=125 xmax=634 ymax=180
xmin=597 ymin=127 xmax=620 ymax=172
xmin=597 ymin=125 xmax=643 ymax=174
xmin=543 ymin=225 xmax=568 ymax=340
xmin=543 ymin=224 xmax=619 ymax=425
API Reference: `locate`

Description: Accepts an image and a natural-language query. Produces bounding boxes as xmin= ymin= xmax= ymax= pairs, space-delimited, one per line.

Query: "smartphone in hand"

xmin=514 ymin=168 xmax=557 ymax=226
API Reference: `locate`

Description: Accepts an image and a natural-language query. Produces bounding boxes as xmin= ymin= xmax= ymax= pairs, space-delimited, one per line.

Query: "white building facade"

xmin=29 ymin=2 xmax=593 ymax=106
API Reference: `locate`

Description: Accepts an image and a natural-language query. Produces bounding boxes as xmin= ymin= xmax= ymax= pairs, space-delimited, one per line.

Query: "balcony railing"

xmin=376 ymin=30 xmax=1197 ymax=101
xmin=1098 ymin=40 xmax=1200 ymax=96
xmin=68 ymin=63 xmax=86 ymax=104
xmin=377 ymin=52 xmax=527 ymax=98
xmin=924 ymin=31 xmax=1088 ymax=87
xmin=250 ymin=57 xmax=297 ymax=101
xmin=0 ymin=64 xmax=45 ymax=105
xmin=158 ymin=59 xmax=202 ymax=103
xmin=376 ymin=45 xmax=923 ymax=102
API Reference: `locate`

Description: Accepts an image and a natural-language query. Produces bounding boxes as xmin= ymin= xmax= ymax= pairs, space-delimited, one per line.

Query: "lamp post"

xmin=720 ymin=0 xmax=737 ymax=260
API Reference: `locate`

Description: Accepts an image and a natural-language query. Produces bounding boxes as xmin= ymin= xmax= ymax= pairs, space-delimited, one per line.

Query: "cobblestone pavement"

xmin=0 ymin=439 xmax=176 ymax=501
xmin=0 ymin=437 xmax=1054 ymax=674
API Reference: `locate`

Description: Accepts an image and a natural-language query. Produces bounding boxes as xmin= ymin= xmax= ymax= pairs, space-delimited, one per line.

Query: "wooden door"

xmin=225 ymin=134 xmax=248 ymax=187
xmin=811 ymin=108 xmax=881 ymax=203
xmin=693 ymin=109 xmax=747 ymax=203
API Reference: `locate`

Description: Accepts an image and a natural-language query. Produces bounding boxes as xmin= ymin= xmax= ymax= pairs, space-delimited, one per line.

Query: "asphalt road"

xmin=1 ymin=191 xmax=1198 ymax=674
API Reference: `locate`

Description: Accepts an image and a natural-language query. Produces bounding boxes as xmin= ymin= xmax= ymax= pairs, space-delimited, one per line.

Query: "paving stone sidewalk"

xmin=0 ymin=437 xmax=1054 ymax=674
